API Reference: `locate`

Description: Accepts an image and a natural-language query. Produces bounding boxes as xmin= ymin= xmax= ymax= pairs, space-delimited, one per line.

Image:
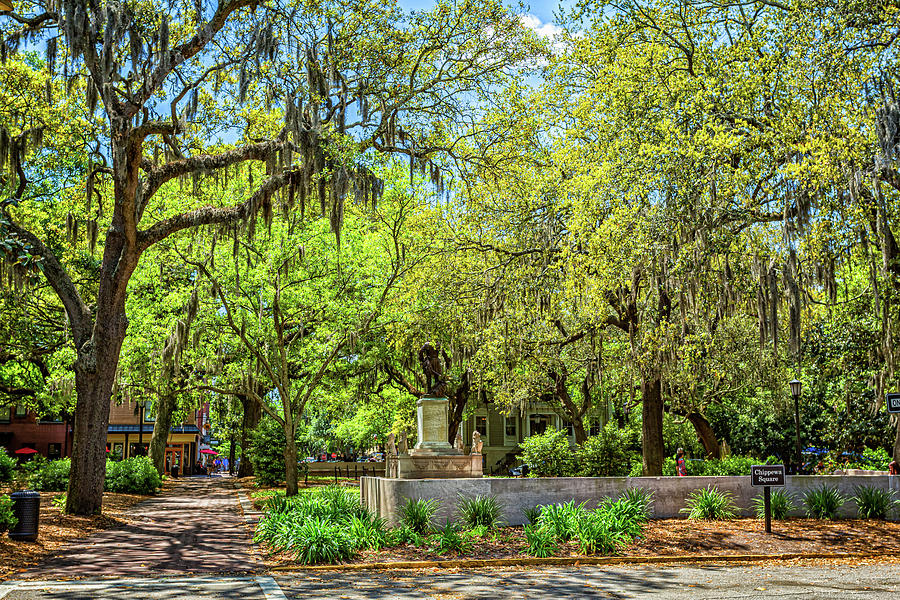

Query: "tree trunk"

xmin=572 ymin=419 xmax=588 ymax=445
xmin=893 ymin=415 xmax=900 ymax=464
xmin=447 ymin=371 xmax=470 ymax=443
xmin=238 ymin=393 xmax=261 ymax=477
xmin=686 ymin=412 xmax=721 ymax=459
xmin=641 ymin=377 xmax=664 ymax=476
xmin=149 ymin=391 xmax=176 ymax=476
xmin=66 ymin=308 xmax=129 ymax=515
xmin=283 ymin=426 xmax=299 ymax=496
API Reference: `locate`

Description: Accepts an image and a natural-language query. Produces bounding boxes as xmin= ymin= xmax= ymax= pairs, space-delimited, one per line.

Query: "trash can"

xmin=8 ymin=489 xmax=40 ymax=542
xmin=171 ymin=465 xmax=179 ymax=478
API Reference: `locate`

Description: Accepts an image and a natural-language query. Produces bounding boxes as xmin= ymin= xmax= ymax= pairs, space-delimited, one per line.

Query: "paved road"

xmin=18 ymin=476 xmax=263 ymax=578
xmin=1 ymin=563 xmax=897 ymax=599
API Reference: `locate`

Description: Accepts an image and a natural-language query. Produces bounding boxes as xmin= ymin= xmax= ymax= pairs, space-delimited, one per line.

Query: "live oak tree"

xmin=0 ymin=0 xmax=539 ymax=513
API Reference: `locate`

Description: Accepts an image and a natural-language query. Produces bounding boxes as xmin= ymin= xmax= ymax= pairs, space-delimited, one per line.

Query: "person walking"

xmin=676 ymin=448 xmax=687 ymax=476
xmin=890 ymin=459 xmax=899 ymax=476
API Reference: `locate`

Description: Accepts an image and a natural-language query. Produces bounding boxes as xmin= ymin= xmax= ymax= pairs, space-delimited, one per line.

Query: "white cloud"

xmin=520 ymin=14 xmax=562 ymax=40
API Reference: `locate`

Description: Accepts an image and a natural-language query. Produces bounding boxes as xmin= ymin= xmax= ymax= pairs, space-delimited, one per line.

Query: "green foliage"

xmin=248 ymin=417 xmax=290 ymax=487
xmin=803 ymin=485 xmax=847 ymax=520
xmin=104 ymin=457 xmax=161 ymax=494
xmin=662 ymin=455 xmax=777 ymax=477
xmin=392 ymin=525 xmax=425 ymax=547
xmin=456 ymin=494 xmax=504 ymax=529
xmin=522 ymin=505 xmax=542 ymax=525
xmin=255 ymin=486 xmax=371 ymax=564
xmin=751 ymin=490 xmax=796 ymax=520
xmin=348 ymin=513 xmax=390 ymax=551
xmin=29 ymin=458 xmax=70 ymax=492
xmin=0 ymin=448 xmax=16 ymax=482
xmin=430 ymin=519 xmax=473 ymax=555
xmin=292 ymin=517 xmax=356 ymax=565
xmin=52 ymin=494 xmax=67 ymax=511
xmin=0 ymin=495 xmax=16 ymax=532
xmin=619 ymin=488 xmax=655 ymax=521
xmin=399 ymin=497 xmax=441 ymax=535
xmin=574 ymin=511 xmax=631 ymax=555
xmin=536 ymin=500 xmax=586 ymax=541
xmin=852 ymin=486 xmax=898 ymax=520
xmin=517 ymin=428 xmax=576 ymax=477
xmin=523 ymin=524 xmax=556 ymax=558
xmin=681 ymin=486 xmax=738 ymax=520
xmin=576 ymin=423 xmax=638 ymax=477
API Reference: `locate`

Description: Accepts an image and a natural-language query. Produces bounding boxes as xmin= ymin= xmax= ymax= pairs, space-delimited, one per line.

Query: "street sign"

xmin=887 ymin=393 xmax=900 ymax=414
xmin=751 ymin=464 xmax=785 ymax=487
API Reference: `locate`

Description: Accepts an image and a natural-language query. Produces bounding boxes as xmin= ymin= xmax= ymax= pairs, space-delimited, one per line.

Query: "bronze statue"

xmin=418 ymin=342 xmax=449 ymax=397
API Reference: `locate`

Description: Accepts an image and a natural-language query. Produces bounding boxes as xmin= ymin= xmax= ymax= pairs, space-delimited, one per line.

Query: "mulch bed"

xmin=0 ymin=490 xmax=151 ymax=579
xmin=259 ymin=518 xmax=900 ymax=568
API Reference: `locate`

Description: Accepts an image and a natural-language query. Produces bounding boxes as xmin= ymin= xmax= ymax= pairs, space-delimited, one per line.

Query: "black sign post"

xmin=887 ymin=393 xmax=900 ymax=414
xmin=751 ymin=465 xmax=786 ymax=534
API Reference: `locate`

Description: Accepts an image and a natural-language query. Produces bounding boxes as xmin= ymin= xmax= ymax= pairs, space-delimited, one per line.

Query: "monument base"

xmin=397 ymin=454 xmax=483 ymax=479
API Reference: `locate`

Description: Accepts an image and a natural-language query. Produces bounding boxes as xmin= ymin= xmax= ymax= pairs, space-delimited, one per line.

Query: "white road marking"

xmin=256 ymin=576 xmax=289 ymax=600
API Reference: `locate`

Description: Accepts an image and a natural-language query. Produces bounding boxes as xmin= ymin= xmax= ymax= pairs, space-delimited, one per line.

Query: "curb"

xmin=269 ymin=551 xmax=900 ymax=572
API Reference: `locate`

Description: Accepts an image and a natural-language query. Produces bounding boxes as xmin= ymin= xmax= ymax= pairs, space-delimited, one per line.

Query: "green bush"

xmin=662 ymin=455 xmax=777 ymax=477
xmin=0 ymin=447 xmax=16 ymax=482
xmin=457 ymin=494 xmax=504 ymax=529
xmin=392 ymin=525 xmax=425 ymax=547
xmin=852 ymin=485 xmax=898 ymax=519
xmin=348 ymin=513 xmax=390 ymax=550
xmin=523 ymin=524 xmax=556 ymax=557
xmin=522 ymin=505 xmax=542 ymax=525
xmin=537 ymin=500 xmax=586 ymax=541
xmin=847 ymin=448 xmax=892 ymax=471
xmin=248 ymin=417 xmax=289 ymax=486
xmin=681 ymin=486 xmax=738 ymax=520
xmin=104 ymin=456 xmax=161 ymax=494
xmin=517 ymin=428 xmax=576 ymax=477
xmin=0 ymin=495 xmax=16 ymax=532
xmin=576 ymin=423 xmax=638 ymax=477
xmin=399 ymin=497 xmax=440 ymax=535
xmin=619 ymin=488 xmax=654 ymax=521
xmin=431 ymin=519 xmax=473 ymax=555
xmin=574 ymin=511 xmax=630 ymax=555
xmin=803 ymin=485 xmax=846 ymax=520
xmin=292 ymin=517 xmax=355 ymax=564
xmin=30 ymin=458 xmax=70 ymax=492
xmin=751 ymin=489 xmax=796 ymax=520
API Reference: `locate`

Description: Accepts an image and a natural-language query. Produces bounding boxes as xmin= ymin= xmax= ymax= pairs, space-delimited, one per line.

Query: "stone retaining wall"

xmin=360 ymin=475 xmax=900 ymax=526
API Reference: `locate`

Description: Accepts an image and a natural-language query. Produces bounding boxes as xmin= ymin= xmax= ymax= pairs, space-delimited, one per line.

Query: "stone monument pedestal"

xmin=396 ymin=396 xmax=483 ymax=479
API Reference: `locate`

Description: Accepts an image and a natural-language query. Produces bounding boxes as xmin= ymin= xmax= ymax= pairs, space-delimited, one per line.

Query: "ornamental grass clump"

xmin=431 ymin=519 xmax=473 ymax=555
xmin=574 ymin=511 xmax=631 ymax=555
xmin=523 ymin=524 xmax=556 ymax=558
xmin=399 ymin=497 xmax=441 ymax=535
xmin=852 ymin=485 xmax=898 ymax=520
xmin=681 ymin=486 xmax=738 ymax=520
xmin=751 ymin=489 xmax=796 ymax=520
xmin=457 ymin=493 xmax=504 ymax=529
xmin=803 ymin=485 xmax=846 ymax=520
xmin=537 ymin=500 xmax=587 ymax=542
xmin=254 ymin=486 xmax=380 ymax=564
xmin=522 ymin=505 xmax=542 ymax=525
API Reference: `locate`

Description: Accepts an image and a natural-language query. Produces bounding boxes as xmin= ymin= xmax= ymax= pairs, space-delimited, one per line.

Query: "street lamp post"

xmin=789 ymin=379 xmax=803 ymax=474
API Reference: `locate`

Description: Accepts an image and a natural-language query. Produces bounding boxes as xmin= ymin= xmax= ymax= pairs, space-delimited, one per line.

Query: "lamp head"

xmin=789 ymin=379 xmax=802 ymax=397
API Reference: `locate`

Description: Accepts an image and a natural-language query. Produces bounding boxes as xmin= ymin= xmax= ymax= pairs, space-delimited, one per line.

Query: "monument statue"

xmin=398 ymin=430 xmax=409 ymax=455
xmin=386 ymin=433 xmax=397 ymax=457
xmin=471 ymin=430 xmax=483 ymax=454
xmin=418 ymin=342 xmax=449 ymax=397
xmin=454 ymin=431 xmax=464 ymax=453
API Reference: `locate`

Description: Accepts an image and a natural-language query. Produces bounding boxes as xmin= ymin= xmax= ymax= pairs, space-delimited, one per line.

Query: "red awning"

xmin=14 ymin=448 xmax=38 ymax=455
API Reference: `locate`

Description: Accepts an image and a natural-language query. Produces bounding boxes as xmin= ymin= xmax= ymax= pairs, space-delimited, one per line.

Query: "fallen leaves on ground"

xmin=0 ymin=491 xmax=149 ymax=579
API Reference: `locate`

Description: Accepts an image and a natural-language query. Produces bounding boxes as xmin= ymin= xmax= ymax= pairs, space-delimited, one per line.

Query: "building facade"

xmin=0 ymin=404 xmax=72 ymax=458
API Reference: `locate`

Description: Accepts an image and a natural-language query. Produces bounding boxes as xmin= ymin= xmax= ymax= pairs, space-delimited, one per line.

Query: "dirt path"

xmin=18 ymin=476 xmax=263 ymax=578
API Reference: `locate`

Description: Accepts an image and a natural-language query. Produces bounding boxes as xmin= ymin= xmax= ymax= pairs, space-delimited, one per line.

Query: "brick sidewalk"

xmin=20 ymin=476 xmax=264 ymax=578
